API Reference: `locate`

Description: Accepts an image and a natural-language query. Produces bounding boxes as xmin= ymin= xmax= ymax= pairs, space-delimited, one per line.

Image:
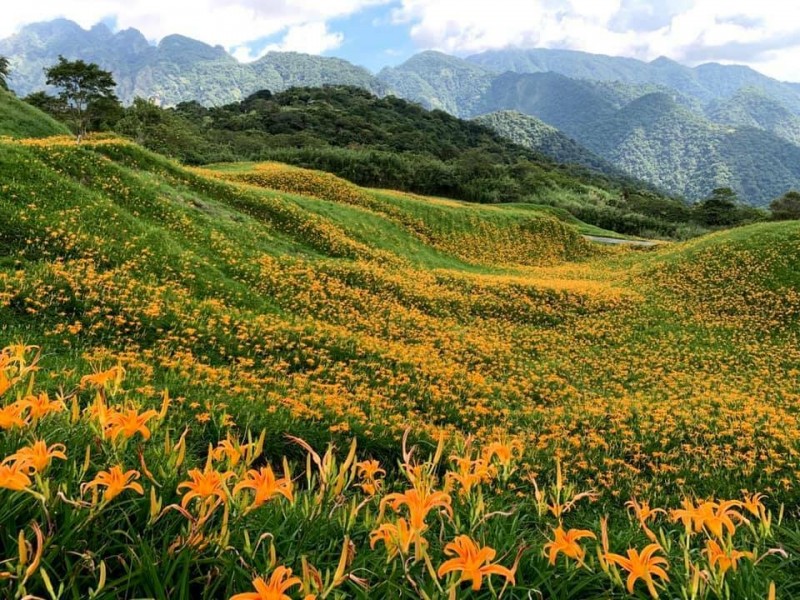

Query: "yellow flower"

xmin=543 ymin=526 xmax=595 ymax=565
xmin=229 ymin=567 xmax=302 ymax=600
xmin=605 ymin=543 xmax=669 ymax=599
xmin=6 ymin=441 xmax=66 ymax=473
xmin=83 ymin=466 xmax=144 ymax=502
xmin=105 ymin=407 xmax=159 ymax=441
xmin=233 ymin=466 xmax=293 ymax=508
xmin=437 ymin=535 xmax=515 ymax=591
xmin=178 ymin=467 xmax=234 ymax=508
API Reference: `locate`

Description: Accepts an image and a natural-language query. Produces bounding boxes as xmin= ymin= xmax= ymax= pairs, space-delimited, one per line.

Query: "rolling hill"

xmin=0 ymin=88 xmax=70 ymax=137
xmin=0 ymin=129 xmax=799 ymax=597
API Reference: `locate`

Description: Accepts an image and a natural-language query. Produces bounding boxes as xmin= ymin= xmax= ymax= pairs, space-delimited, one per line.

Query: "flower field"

xmin=1 ymin=136 xmax=799 ymax=598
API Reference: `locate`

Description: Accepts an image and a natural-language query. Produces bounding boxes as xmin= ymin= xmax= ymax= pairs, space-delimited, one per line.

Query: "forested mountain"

xmin=386 ymin=54 xmax=800 ymax=204
xmin=3 ymin=19 xmax=800 ymax=204
xmin=466 ymin=48 xmax=800 ymax=113
xmin=377 ymin=51 xmax=492 ymax=117
xmin=110 ymin=86 xmax=703 ymax=237
xmin=706 ymin=88 xmax=800 ymax=146
xmin=0 ymin=19 xmax=383 ymax=105
xmin=575 ymin=93 xmax=800 ymax=204
xmin=473 ymin=110 xmax=620 ymax=176
xmin=475 ymin=72 xmax=618 ymax=137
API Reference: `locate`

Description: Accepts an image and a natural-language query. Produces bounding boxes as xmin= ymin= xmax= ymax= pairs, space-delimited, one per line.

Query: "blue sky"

xmin=4 ymin=1 xmax=800 ymax=80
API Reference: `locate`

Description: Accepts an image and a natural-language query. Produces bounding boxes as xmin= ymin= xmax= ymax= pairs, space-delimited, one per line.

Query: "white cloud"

xmin=262 ymin=22 xmax=344 ymax=55
xmin=393 ymin=0 xmax=800 ymax=81
xmin=1 ymin=0 xmax=387 ymax=57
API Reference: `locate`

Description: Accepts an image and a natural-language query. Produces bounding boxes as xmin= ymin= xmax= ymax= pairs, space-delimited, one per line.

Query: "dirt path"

xmin=583 ymin=235 xmax=662 ymax=247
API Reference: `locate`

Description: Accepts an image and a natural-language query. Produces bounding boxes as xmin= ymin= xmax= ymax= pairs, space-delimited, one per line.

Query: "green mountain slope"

xmin=467 ymin=48 xmax=800 ymax=113
xmin=707 ymin=88 xmax=800 ymax=146
xmin=473 ymin=110 xmax=620 ymax=175
xmin=579 ymin=93 xmax=800 ymax=204
xmin=377 ymin=51 xmax=494 ymax=117
xmin=0 ymin=89 xmax=71 ymax=137
xmin=476 ymin=72 xmax=618 ymax=137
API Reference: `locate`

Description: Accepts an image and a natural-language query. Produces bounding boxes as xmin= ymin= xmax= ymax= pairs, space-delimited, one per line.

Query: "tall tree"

xmin=45 ymin=56 xmax=119 ymax=136
xmin=770 ymin=191 xmax=800 ymax=221
xmin=694 ymin=187 xmax=740 ymax=227
xmin=0 ymin=56 xmax=9 ymax=91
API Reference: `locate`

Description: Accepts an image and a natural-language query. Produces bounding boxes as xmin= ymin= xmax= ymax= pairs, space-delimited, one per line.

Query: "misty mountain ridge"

xmin=4 ymin=18 xmax=800 ymax=204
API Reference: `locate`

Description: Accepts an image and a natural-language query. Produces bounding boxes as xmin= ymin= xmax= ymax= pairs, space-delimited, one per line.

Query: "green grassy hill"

xmin=1 ymin=135 xmax=799 ymax=598
xmin=0 ymin=89 xmax=70 ymax=137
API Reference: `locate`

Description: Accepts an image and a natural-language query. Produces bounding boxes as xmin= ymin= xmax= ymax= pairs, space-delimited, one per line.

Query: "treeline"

xmin=9 ymin=56 xmax=798 ymax=237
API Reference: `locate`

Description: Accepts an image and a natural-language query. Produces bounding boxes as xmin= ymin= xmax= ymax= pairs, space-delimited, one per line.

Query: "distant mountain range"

xmin=4 ymin=19 xmax=800 ymax=205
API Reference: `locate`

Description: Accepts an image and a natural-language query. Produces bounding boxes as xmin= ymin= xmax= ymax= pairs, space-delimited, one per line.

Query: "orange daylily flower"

xmin=382 ymin=485 xmax=452 ymax=559
xmin=355 ymin=459 xmax=385 ymax=496
xmin=381 ymin=486 xmax=453 ymax=532
xmin=437 ymin=535 xmax=515 ymax=591
xmin=212 ymin=437 xmax=246 ymax=467
xmin=482 ymin=441 xmax=517 ymax=466
xmin=369 ymin=518 xmax=421 ymax=560
xmin=447 ymin=456 xmax=493 ymax=496
xmin=626 ymin=498 xmax=666 ymax=524
xmin=83 ymin=466 xmax=144 ymax=502
xmin=742 ymin=492 xmax=767 ymax=519
xmin=605 ymin=543 xmax=669 ymax=599
xmin=233 ymin=465 xmax=294 ymax=508
xmin=704 ymin=539 xmax=753 ymax=575
xmin=6 ymin=441 xmax=66 ymax=473
xmin=178 ymin=467 xmax=234 ymax=508
xmin=25 ymin=392 xmax=66 ymax=420
xmin=229 ymin=567 xmax=302 ymax=600
xmin=543 ymin=526 xmax=596 ymax=565
xmin=703 ymin=501 xmax=747 ymax=539
xmin=0 ymin=460 xmax=33 ymax=491
xmin=672 ymin=499 xmax=745 ymax=539
xmin=105 ymin=407 xmax=159 ymax=441
xmin=80 ymin=366 xmax=125 ymax=390
xmin=0 ymin=400 xmax=29 ymax=430
xmin=626 ymin=498 xmax=666 ymax=542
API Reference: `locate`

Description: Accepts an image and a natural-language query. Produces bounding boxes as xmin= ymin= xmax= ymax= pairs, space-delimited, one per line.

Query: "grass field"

xmin=1 ymin=135 xmax=799 ymax=599
xmin=0 ymin=91 xmax=71 ymax=138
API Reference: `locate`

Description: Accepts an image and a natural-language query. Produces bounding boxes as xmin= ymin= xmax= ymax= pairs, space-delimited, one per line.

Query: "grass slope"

xmin=1 ymin=136 xmax=799 ymax=599
xmin=0 ymin=90 xmax=71 ymax=137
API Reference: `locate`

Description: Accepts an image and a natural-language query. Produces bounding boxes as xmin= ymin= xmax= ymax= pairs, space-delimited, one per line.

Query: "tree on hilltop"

xmin=770 ymin=190 xmax=800 ymax=221
xmin=45 ymin=56 xmax=120 ymax=136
